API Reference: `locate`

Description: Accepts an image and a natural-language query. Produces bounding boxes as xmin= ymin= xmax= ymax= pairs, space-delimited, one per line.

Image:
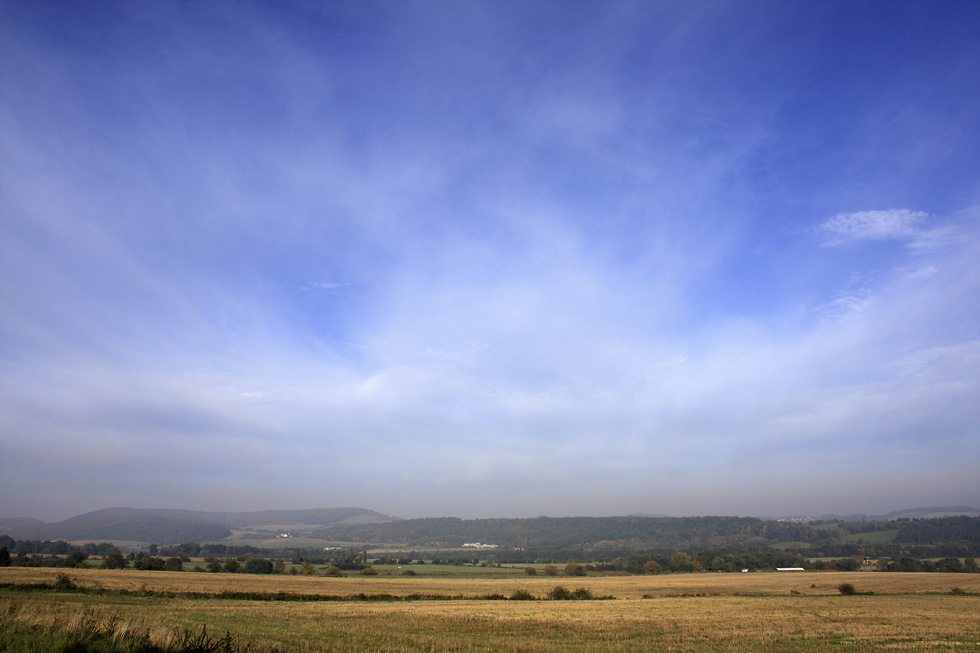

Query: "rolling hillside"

xmin=0 ymin=507 xmax=397 ymax=544
xmin=1 ymin=507 xmax=976 ymax=554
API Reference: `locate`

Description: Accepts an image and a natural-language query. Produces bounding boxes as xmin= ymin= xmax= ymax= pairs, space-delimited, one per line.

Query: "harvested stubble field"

xmin=2 ymin=567 xmax=978 ymax=652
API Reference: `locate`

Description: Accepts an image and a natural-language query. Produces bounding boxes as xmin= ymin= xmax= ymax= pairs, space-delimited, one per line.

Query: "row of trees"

xmin=3 ymin=528 xmax=979 ymax=575
xmin=881 ymin=557 xmax=978 ymax=573
xmin=0 ymin=548 xmax=92 ymax=569
xmin=584 ymin=550 xmax=809 ymax=574
xmin=0 ymin=536 xmax=120 ymax=558
xmin=798 ymin=541 xmax=980 ymax=559
xmin=3 ymin=544 xmax=979 ymax=576
xmin=102 ymin=552 xmax=285 ymax=574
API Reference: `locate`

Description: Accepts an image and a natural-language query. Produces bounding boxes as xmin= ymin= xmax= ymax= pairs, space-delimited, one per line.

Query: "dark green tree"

xmin=102 ymin=552 xmax=128 ymax=569
xmin=244 ymin=558 xmax=273 ymax=574
xmin=936 ymin=557 xmax=964 ymax=573
xmin=642 ymin=560 xmax=662 ymax=574
xmin=670 ymin=552 xmax=696 ymax=572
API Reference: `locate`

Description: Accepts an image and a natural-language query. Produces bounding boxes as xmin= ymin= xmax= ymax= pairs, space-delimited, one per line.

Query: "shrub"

xmin=509 ymin=589 xmax=536 ymax=600
xmin=564 ymin=563 xmax=586 ymax=576
xmin=838 ymin=583 xmax=857 ymax=595
xmin=53 ymin=573 xmax=79 ymax=590
xmin=543 ymin=565 xmax=559 ymax=576
xmin=323 ymin=565 xmax=342 ymax=577
xmin=525 ymin=566 xmax=538 ymax=576
xmin=548 ymin=585 xmax=572 ymax=600
xmin=359 ymin=566 xmax=379 ymax=575
xmin=548 ymin=586 xmax=595 ymax=600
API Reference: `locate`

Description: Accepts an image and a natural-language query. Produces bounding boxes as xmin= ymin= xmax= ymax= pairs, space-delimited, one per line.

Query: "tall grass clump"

xmin=53 ymin=573 xmax=80 ymax=591
xmin=0 ymin=602 xmax=253 ymax=653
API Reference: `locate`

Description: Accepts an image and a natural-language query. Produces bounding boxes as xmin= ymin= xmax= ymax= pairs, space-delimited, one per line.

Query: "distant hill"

xmin=882 ymin=506 xmax=980 ymax=519
xmin=0 ymin=517 xmax=45 ymax=538
xmin=29 ymin=509 xmax=233 ymax=544
xmin=771 ymin=506 xmax=980 ymax=522
xmin=0 ymin=507 xmax=397 ymax=544
xmin=200 ymin=507 xmax=398 ymax=529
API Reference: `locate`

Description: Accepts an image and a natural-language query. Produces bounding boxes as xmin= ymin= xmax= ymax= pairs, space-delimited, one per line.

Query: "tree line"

xmin=3 ymin=516 xmax=979 ymax=575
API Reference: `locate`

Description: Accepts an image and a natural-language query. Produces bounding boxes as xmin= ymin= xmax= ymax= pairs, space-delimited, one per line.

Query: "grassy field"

xmin=842 ymin=529 xmax=900 ymax=544
xmin=2 ymin=567 xmax=979 ymax=651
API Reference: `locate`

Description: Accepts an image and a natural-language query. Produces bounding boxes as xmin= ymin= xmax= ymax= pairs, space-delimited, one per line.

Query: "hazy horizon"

xmin=6 ymin=503 xmax=980 ymax=526
xmin=2 ymin=2 xmax=978 ymax=523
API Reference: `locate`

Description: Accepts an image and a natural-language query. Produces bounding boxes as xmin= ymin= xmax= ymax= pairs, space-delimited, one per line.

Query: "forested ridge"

xmin=315 ymin=515 xmax=980 ymax=556
xmin=3 ymin=510 xmax=978 ymax=558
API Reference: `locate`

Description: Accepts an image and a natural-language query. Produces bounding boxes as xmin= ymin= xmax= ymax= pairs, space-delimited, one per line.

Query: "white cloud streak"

xmin=819 ymin=209 xmax=927 ymax=243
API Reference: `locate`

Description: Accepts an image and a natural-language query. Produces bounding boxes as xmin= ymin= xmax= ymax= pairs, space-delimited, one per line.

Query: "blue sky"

xmin=2 ymin=1 xmax=978 ymax=521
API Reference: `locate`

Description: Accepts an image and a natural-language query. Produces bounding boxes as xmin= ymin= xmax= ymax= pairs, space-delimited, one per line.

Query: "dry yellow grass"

xmin=3 ymin=568 xmax=979 ymax=651
xmin=2 ymin=566 xmax=978 ymax=598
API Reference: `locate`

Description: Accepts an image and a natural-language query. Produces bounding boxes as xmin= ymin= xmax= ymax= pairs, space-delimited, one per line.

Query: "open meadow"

xmin=2 ymin=567 xmax=979 ymax=651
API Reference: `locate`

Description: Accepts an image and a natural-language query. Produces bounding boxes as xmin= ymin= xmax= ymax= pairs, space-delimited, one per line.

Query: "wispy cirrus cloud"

xmin=304 ymin=281 xmax=347 ymax=291
xmin=819 ymin=209 xmax=927 ymax=244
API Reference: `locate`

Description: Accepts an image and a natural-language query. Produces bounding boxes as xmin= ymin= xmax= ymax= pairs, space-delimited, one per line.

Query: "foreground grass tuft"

xmin=0 ymin=606 xmax=251 ymax=653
